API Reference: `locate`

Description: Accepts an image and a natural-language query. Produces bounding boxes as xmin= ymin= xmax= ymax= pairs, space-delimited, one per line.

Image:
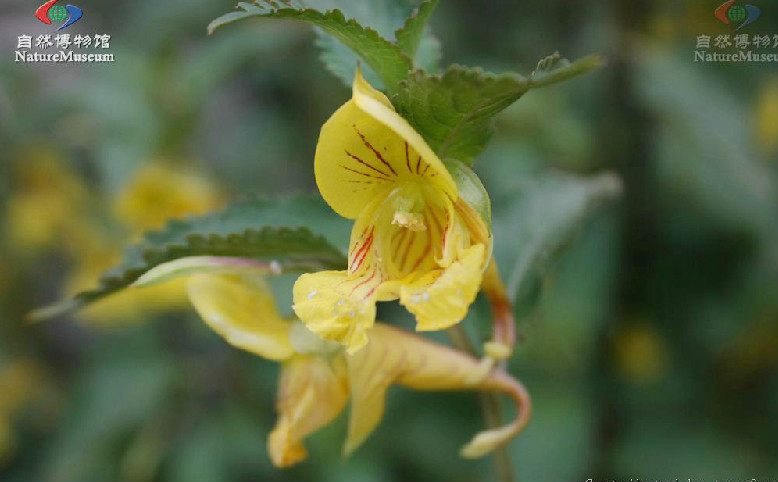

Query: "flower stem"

xmin=448 ymin=325 xmax=516 ymax=482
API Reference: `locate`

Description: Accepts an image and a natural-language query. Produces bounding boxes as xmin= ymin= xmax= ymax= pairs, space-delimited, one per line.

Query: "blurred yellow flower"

xmin=187 ymin=273 xmax=528 ymax=467
xmin=293 ymin=68 xmax=491 ymax=353
xmin=4 ymin=150 xmax=90 ymax=254
xmin=0 ymin=360 xmax=43 ymax=462
xmin=753 ymin=77 xmax=778 ymax=158
xmin=612 ymin=322 xmax=670 ymax=385
xmin=114 ymin=162 xmax=224 ymax=233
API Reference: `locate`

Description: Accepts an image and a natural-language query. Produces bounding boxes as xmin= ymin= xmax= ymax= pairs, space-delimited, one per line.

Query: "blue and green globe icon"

xmin=35 ymin=0 xmax=84 ymax=30
xmin=47 ymin=5 xmax=68 ymax=23
xmin=726 ymin=4 xmax=747 ymax=22
xmin=714 ymin=1 xmax=761 ymax=30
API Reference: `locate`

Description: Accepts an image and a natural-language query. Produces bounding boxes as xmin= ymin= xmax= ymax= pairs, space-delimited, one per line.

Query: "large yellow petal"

xmin=351 ymin=69 xmax=456 ymax=199
xmin=187 ymin=274 xmax=294 ymax=361
xmin=314 ymin=68 xmax=456 ymax=219
xmin=292 ymin=270 xmax=379 ymax=353
xmin=343 ymin=325 xmax=406 ymax=456
xmin=400 ymin=243 xmax=486 ymax=331
xmin=345 ymin=323 xmax=530 ymax=458
xmin=269 ymin=355 xmax=349 ymax=467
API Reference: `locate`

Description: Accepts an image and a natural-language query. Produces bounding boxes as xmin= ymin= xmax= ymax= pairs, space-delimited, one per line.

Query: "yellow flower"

xmin=114 ymin=161 xmax=224 ymax=233
xmin=187 ymin=273 xmax=528 ymax=467
xmin=4 ymin=149 xmax=90 ymax=254
xmin=0 ymin=360 xmax=44 ymax=462
xmin=612 ymin=321 xmax=670 ymax=385
xmin=293 ymin=69 xmax=491 ymax=353
xmin=753 ymin=76 xmax=778 ymax=158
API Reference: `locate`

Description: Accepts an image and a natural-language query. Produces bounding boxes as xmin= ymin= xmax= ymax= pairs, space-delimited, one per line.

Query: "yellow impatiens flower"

xmin=186 ymin=273 xmax=529 ymax=467
xmin=293 ymin=69 xmax=492 ymax=353
xmin=114 ymin=161 xmax=224 ymax=233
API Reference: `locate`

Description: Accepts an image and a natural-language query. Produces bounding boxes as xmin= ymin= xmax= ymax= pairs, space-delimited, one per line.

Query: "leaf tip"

xmin=26 ymin=298 xmax=82 ymax=323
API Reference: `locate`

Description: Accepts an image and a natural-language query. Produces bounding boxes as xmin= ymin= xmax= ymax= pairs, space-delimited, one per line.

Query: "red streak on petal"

xmin=351 ymin=228 xmax=375 ymax=272
xmin=340 ymin=164 xmax=391 ymax=182
xmin=346 ymin=150 xmax=391 ymax=178
xmin=399 ymin=231 xmax=417 ymax=272
xmin=408 ymin=211 xmax=434 ymax=272
xmin=355 ymin=127 xmax=397 ymax=176
xmin=350 ymin=269 xmax=379 ymax=296
xmin=405 ymin=142 xmax=412 ymax=173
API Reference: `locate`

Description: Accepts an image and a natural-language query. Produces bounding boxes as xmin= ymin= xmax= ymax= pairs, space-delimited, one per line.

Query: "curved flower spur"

xmin=186 ymin=273 xmax=530 ymax=467
xmin=293 ymin=68 xmax=492 ymax=353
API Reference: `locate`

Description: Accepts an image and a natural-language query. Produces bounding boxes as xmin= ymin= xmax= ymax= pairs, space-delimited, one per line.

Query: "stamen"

xmin=392 ymin=211 xmax=427 ymax=231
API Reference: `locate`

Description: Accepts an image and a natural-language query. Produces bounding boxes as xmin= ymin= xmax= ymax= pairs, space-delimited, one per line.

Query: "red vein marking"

xmin=346 ymin=150 xmax=390 ymax=178
xmin=354 ymin=126 xmax=397 ymax=176
xmin=350 ymin=269 xmax=377 ymax=296
xmin=350 ymin=227 xmax=374 ymax=265
xmin=409 ymin=213 xmax=433 ymax=272
xmin=339 ymin=164 xmax=391 ymax=182
xmin=334 ymin=276 xmax=349 ymax=289
xmin=391 ymin=226 xmax=404 ymax=242
xmin=351 ymin=232 xmax=374 ymax=272
xmin=430 ymin=206 xmax=443 ymax=235
xmin=365 ymin=284 xmax=378 ymax=298
xmin=405 ymin=142 xmax=412 ymax=173
xmin=442 ymin=211 xmax=451 ymax=249
xmin=424 ymin=209 xmax=437 ymax=239
xmin=409 ymin=240 xmax=432 ymax=273
xmin=415 ymin=155 xmax=422 ymax=174
xmin=392 ymin=227 xmax=408 ymax=251
xmin=399 ymin=230 xmax=417 ymax=272
xmin=426 ymin=208 xmax=442 ymax=259
xmin=422 ymin=163 xmax=431 ymax=176
xmin=394 ymin=227 xmax=412 ymax=263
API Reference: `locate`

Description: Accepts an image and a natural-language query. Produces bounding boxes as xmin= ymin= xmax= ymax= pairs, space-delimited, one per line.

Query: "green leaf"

xmin=443 ymin=159 xmax=491 ymax=232
xmin=311 ymin=0 xmax=410 ymax=89
xmin=31 ymin=197 xmax=349 ymax=321
xmin=392 ymin=54 xmax=603 ymax=165
xmin=395 ymin=0 xmax=439 ymax=60
xmin=208 ymin=1 xmax=413 ymax=92
xmin=312 ymin=0 xmax=443 ymax=87
xmin=493 ymin=172 xmax=622 ymax=307
xmin=528 ymin=52 xmax=604 ymax=89
xmin=133 ymin=256 xmax=288 ymax=288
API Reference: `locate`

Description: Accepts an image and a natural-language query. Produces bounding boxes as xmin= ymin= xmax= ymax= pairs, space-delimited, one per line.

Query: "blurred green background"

xmin=1 ymin=0 xmax=776 ymax=481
